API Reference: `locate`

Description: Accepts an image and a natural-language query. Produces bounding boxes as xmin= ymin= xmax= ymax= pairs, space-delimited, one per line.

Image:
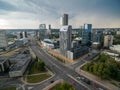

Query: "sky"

xmin=0 ymin=0 xmax=120 ymax=29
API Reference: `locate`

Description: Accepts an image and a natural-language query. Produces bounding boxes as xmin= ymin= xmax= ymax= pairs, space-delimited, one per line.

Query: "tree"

xmin=38 ymin=61 xmax=45 ymax=71
xmin=109 ymin=63 xmax=118 ymax=79
xmin=102 ymin=68 xmax=110 ymax=79
xmin=93 ymin=64 xmax=99 ymax=75
xmin=97 ymin=63 xmax=104 ymax=78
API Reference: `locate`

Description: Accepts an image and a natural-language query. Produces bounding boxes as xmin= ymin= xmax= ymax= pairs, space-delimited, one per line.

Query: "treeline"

xmin=113 ymin=35 xmax=120 ymax=45
xmin=82 ymin=54 xmax=120 ymax=81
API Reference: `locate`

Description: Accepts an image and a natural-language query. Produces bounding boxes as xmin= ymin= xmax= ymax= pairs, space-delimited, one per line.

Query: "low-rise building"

xmin=0 ymin=57 xmax=10 ymax=72
xmin=116 ymin=31 xmax=120 ymax=35
xmin=110 ymin=45 xmax=120 ymax=53
xmin=9 ymin=54 xmax=32 ymax=77
xmin=67 ymin=45 xmax=89 ymax=60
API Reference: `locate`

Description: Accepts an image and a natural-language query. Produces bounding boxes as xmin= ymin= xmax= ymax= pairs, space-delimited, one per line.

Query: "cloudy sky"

xmin=0 ymin=0 xmax=120 ymax=29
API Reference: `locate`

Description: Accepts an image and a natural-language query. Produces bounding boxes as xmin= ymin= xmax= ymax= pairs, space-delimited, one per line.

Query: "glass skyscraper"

xmin=82 ymin=24 xmax=92 ymax=46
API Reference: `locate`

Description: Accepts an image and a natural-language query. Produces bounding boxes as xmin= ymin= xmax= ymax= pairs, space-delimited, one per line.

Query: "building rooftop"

xmin=60 ymin=25 xmax=71 ymax=31
xmin=0 ymin=56 xmax=8 ymax=63
xmin=9 ymin=54 xmax=31 ymax=71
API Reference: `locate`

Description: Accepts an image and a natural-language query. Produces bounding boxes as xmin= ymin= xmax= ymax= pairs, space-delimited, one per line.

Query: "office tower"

xmin=59 ymin=25 xmax=72 ymax=56
xmin=48 ymin=24 xmax=51 ymax=30
xmin=104 ymin=35 xmax=113 ymax=48
xmin=24 ymin=31 xmax=27 ymax=38
xmin=20 ymin=32 xmax=23 ymax=38
xmin=92 ymin=30 xmax=103 ymax=43
xmin=0 ymin=30 xmax=8 ymax=50
xmin=39 ymin=24 xmax=47 ymax=40
xmin=82 ymin=24 xmax=92 ymax=46
xmin=60 ymin=14 xmax=68 ymax=26
xmin=39 ymin=24 xmax=46 ymax=29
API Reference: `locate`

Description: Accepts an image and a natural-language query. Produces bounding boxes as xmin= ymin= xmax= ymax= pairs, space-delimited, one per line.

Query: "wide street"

xmin=28 ymin=39 xmax=106 ymax=90
xmin=0 ymin=39 xmax=105 ymax=90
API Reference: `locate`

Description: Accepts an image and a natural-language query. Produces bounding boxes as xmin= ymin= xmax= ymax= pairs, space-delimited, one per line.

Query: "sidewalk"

xmin=76 ymin=66 xmax=118 ymax=90
xmin=43 ymin=79 xmax=64 ymax=90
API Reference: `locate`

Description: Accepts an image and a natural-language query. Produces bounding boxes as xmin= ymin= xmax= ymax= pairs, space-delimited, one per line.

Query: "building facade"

xmin=104 ymin=35 xmax=113 ymax=48
xmin=0 ymin=57 xmax=10 ymax=73
xmin=60 ymin=14 xmax=68 ymax=26
xmin=0 ymin=30 xmax=8 ymax=49
xmin=60 ymin=25 xmax=72 ymax=57
xmin=82 ymin=24 xmax=92 ymax=46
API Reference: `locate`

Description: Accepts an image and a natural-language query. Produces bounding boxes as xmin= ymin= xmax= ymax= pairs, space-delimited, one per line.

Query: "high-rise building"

xmin=48 ymin=24 xmax=51 ymax=30
xmin=92 ymin=30 xmax=103 ymax=44
xmin=20 ymin=32 xmax=23 ymax=38
xmin=104 ymin=35 xmax=113 ymax=48
xmin=39 ymin=24 xmax=46 ymax=29
xmin=82 ymin=24 xmax=92 ymax=46
xmin=0 ymin=30 xmax=8 ymax=49
xmin=60 ymin=25 xmax=72 ymax=56
xmin=60 ymin=14 xmax=68 ymax=26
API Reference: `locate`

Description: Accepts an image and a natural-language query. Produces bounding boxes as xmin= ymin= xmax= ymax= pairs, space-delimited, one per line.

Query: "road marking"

xmin=67 ymin=74 xmax=92 ymax=90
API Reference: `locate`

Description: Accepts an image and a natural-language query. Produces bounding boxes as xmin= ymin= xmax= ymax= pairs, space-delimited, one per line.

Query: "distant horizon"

xmin=0 ymin=27 xmax=120 ymax=30
xmin=0 ymin=0 xmax=120 ymax=29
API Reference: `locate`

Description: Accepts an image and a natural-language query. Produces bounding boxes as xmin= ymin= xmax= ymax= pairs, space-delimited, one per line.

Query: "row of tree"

xmin=83 ymin=54 xmax=120 ymax=81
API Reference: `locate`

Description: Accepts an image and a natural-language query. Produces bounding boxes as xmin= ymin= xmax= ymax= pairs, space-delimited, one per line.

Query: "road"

xmin=0 ymin=39 xmax=106 ymax=90
xmin=28 ymin=39 xmax=106 ymax=90
xmin=29 ymin=39 xmax=88 ymax=90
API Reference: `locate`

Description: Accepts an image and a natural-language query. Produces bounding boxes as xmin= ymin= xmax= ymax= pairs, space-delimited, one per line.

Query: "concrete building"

xmin=60 ymin=14 xmax=68 ymax=26
xmin=67 ymin=45 xmax=89 ymax=60
xmin=39 ymin=29 xmax=47 ymax=40
xmin=116 ymin=31 xmax=120 ymax=35
xmin=9 ymin=54 xmax=32 ymax=77
xmin=104 ymin=35 xmax=113 ymax=48
xmin=20 ymin=32 xmax=23 ymax=38
xmin=39 ymin=24 xmax=46 ymax=29
xmin=60 ymin=25 xmax=72 ymax=57
xmin=92 ymin=42 xmax=101 ymax=49
xmin=0 ymin=30 xmax=8 ymax=50
xmin=41 ymin=39 xmax=55 ymax=49
xmin=0 ymin=57 xmax=10 ymax=72
xmin=110 ymin=45 xmax=120 ymax=53
xmin=92 ymin=30 xmax=103 ymax=43
xmin=82 ymin=24 xmax=92 ymax=46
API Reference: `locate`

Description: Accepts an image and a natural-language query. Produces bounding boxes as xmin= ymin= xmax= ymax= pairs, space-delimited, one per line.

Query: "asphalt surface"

xmin=0 ymin=39 xmax=106 ymax=90
xmin=29 ymin=40 xmax=88 ymax=90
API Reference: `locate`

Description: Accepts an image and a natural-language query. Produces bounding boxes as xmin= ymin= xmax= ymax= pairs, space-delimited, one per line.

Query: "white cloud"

xmin=0 ymin=0 xmax=120 ymax=29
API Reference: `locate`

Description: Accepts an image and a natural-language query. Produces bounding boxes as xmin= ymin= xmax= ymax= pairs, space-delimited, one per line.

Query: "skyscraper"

xmin=60 ymin=14 xmax=68 ymax=26
xmin=39 ymin=24 xmax=46 ymax=29
xmin=82 ymin=24 xmax=92 ymax=46
xmin=0 ymin=30 xmax=8 ymax=50
xmin=60 ymin=25 xmax=72 ymax=56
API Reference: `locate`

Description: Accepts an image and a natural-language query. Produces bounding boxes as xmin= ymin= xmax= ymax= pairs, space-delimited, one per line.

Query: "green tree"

xmin=38 ymin=61 xmax=45 ymax=71
xmin=93 ymin=64 xmax=99 ymax=75
xmin=97 ymin=63 xmax=104 ymax=78
xmin=102 ymin=68 xmax=110 ymax=79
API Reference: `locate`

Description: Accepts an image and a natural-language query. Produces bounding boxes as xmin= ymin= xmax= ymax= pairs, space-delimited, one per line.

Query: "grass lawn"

xmin=26 ymin=73 xmax=51 ymax=83
xmin=0 ymin=87 xmax=16 ymax=90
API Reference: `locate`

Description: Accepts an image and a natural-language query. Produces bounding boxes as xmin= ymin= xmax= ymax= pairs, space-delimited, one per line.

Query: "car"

xmin=80 ymin=77 xmax=85 ymax=80
xmin=50 ymin=80 xmax=54 ymax=83
xmin=76 ymin=76 xmax=81 ymax=80
xmin=98 ymin=88 xmax=104 ymax=90
xmin=84 ymin=79 xmax=91 ymax=85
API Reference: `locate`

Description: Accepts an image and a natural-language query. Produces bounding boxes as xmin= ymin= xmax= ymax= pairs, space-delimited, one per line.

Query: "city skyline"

xmin=0 ymin=0 xmax=120 ymax=29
